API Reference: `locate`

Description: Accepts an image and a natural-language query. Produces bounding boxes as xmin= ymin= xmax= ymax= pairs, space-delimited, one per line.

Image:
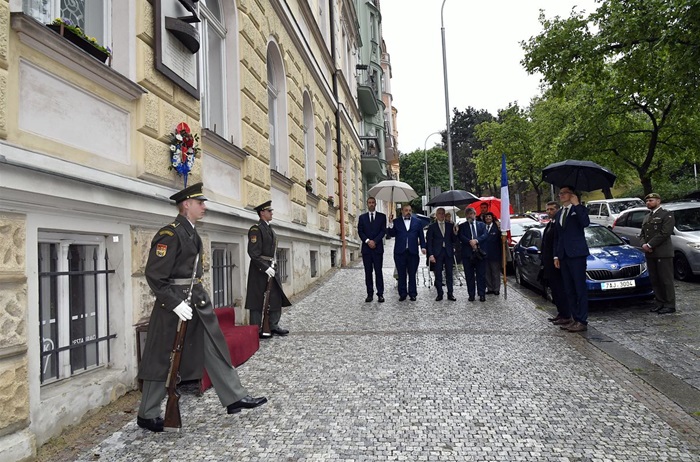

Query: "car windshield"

xmin=673 ymin=207 xmax=700 ymax=231
xmin=584 ymin=226 xmax=624 ymax=247
xmin=510 ymin=220 xmax=541 ymax=236
xmin=609 ymin=200 xmax=644 ymax=214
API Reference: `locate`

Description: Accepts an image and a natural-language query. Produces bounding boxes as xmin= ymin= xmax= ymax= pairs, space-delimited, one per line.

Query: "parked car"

xmin=513 ymin=224 xmax=654 ymax=302
xmin=612 ymin=201 xmax=700 ymax=281
xmin=505 ymin=216 xmax=544 ymax=266
xmin=586 ymin=197 xmax=644 ymax=228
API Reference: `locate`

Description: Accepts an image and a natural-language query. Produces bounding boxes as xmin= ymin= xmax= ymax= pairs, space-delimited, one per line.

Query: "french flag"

xmin=500 ymin=153 xmax=511 ymax=240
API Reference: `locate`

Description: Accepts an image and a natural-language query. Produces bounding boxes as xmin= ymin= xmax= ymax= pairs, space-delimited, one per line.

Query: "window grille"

xmin=276 ymin=248 xmax=289 ymax=283
xmin=38 ymin=240 xmax=116 ymax=384
xmin=212 ymin=247 xmax=236 ymax=308
xmin=310 ymin=251 xmax=318 ymax=278
xmin=330 ymin=250 xmax=336 ymax=267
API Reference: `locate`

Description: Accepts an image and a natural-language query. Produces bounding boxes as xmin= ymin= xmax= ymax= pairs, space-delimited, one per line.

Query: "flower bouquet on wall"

xmin=169 ymin=122 xmax=201 ymax=187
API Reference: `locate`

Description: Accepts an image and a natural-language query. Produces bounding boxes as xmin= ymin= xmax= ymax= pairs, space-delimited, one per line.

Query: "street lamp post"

xmin=441 ymin=0 xmax=454 ymax=190
xmin=424 ymin=131 xmax=442 ymax=207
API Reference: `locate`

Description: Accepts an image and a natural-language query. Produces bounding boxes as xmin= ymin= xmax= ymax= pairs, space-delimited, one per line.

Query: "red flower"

xmin=176 ymin=122 xmax=191 ymax=134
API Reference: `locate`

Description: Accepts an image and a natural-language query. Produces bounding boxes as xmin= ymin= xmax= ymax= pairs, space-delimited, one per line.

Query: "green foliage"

xmin=445 ymin=107 xmax=496 ymax=194
xmin=398 ymin=147 xmax=451 ymax=210
xmin=52 ymin=18 xmax=111 ymax=55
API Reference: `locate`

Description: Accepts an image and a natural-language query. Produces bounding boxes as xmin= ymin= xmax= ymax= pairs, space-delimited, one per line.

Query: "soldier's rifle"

xmin=163 ymin=253 xmax=199 ymax=432
xmin=260 ymin=242 xmax=279 ymax=338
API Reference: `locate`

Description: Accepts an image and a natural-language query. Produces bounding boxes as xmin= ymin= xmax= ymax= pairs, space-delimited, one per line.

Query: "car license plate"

xmin=601 ymin=280 xmax=636 ymax=290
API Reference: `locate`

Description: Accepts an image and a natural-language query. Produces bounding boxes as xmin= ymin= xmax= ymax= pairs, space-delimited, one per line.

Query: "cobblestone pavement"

xmin=77 ymin=242 xmax=700 ymax=461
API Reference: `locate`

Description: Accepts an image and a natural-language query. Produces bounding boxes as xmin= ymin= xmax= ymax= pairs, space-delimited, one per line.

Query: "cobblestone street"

xmin=70 ymin=241 xmax=700 ymax=461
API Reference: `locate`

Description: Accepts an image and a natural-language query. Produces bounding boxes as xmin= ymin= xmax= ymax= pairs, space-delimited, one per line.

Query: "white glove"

xmin=173 ymin=301 xmax=193 ymax=321
xmin=265 ymin=267 xmax=276 ymax=278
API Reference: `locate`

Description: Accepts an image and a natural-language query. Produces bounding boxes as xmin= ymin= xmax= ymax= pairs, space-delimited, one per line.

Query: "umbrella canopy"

xmin=426 ymin=189 xmax=479 ymax=207
xmin=413 ymin=213 xmax=432 ymax=228
xmin=367 ymin=180 xmax=418 ymax=203
xmin=542 ymin=159 xmax=617 ymax=192
xmin=467 ymin=197 xmax=514 ymax=220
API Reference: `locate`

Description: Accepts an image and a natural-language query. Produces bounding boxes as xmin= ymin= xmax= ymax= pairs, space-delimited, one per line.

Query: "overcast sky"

xmin=380 ymin=0 xmax=599 ymax=154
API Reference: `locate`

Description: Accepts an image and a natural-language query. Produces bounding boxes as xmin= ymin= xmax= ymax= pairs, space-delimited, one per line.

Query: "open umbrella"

xmin=542 ymin=159 xmax=617 ymax=192
xmin=367 ymin=180 xmax=418 ymax=203
xmin=467 ymin=196 xmax=514 ymax=220
xmin=426 ymin=189 xmax=479 ymax=207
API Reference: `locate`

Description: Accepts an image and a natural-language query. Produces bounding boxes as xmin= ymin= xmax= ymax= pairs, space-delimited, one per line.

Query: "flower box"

xmin=47 ymin=23 xmax=110 ymax=64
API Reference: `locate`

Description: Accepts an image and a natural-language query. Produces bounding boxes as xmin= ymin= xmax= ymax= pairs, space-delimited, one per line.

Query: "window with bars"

xmin=211 ymin=246 xmax=236 ymax=308
xmin=276 ymin=248 xmax=289 ymax=283
xmin=310 ymin=250 xmax=318 ymax=278
xmin=38 ymin=234 xmax=116 ymax=384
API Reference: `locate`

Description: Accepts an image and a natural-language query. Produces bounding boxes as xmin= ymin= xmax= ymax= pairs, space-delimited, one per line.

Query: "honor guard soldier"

xmin=641 ymin=193 xmax=676 ymax=314
xmin=245 ymin=200 xmax=291 ymax=338
xmin=137 ymin=182 xmax=266 ymax=433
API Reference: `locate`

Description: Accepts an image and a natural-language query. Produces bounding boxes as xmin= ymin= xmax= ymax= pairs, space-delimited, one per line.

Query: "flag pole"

xmin=499 ymin=154 xmax=511 ymax=300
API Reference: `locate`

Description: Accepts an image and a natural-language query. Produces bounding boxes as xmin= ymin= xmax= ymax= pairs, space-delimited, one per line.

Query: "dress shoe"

xmin=259 ymin=332 xmax=272 ymax=339
xmin=566 ymin=321 xmax=588 ymax=332
xmin=447 ymin=295 xmax=457 ymax=301
xmin=226 ymin=395 xmax=268 ymax=414
xmin=548 ymin=315 xmax=564 ymax=322
xmin=494 ymin=291 xmax=500 ymax=296
xmin=657 ymin=307 xmax=676 ymax=314
xmin=365 ymin=295 xmax=373 ymax=303
xmin=479 ymin=296 xmax=486 ymax=302
xmin=468 ymin=296 xmax=475 ymax=302
xmin=553 ymin=317 xmax=573 ymax=326
xmin=137 ymin=416 xmax=164 ymax=433
xmin=650 ymin=305 xmax=663 ymax=312
xmin=271 ymin=327 xmax=289 ymax=336
xmin=485 ymin=290 xmax=494 ymax=295
xmin=559 ymin=320 xmax=576 ymax=330
xmin=435 ymin=295 xmax=443 ymax=301
xmin=378 ymin=295 xmax=385 ymax=303
xmin=409 ymin=296 xmax=417 ymax=301
xmin=399 ymin=295 xmax=407 ymax=301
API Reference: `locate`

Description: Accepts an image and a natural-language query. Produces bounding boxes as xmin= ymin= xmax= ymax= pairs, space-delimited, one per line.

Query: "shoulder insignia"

xmin=156 ymin=243 xmax=168 ymax=257
xmin=250 ymin=234 xmax=258 ymax=244
xmin=159 ymin=230 xmax=174 ymax=236
xmin=169 ymin=222 xmax=180 ymax=228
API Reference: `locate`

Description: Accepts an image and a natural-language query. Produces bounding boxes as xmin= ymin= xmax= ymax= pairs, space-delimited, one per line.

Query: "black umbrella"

xmin=426 ymin=189 xmax=479 ymax=207
xmin=542 ymin=159 xmax=617 ymax=192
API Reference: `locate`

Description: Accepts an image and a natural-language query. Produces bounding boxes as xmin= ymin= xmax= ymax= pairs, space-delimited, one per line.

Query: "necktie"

xmin=439 ymin=221 xmax=445 ymax=237
xmin=471 ymin=222 xmax=477 ymax=239
xmin=370 ymin=213 xmax=374 ymax=223
xmin=562 ymin=207 xmax=569 ymax=226
xmin=487 ymin=224 xmax=491 ymax=233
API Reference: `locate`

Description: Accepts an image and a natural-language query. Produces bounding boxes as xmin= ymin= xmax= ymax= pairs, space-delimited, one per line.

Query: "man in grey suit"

xmin=640 ymin=193 xmax=676 ymax=314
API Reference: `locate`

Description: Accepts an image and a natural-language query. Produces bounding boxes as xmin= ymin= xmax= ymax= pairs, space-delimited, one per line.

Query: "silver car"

xmin=612 ymin=201 xmax=700 ymax=281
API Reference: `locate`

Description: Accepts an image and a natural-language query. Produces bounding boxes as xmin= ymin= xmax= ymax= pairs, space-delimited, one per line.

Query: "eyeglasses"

xmin=558 ymin=191 xmax=572 ymax=196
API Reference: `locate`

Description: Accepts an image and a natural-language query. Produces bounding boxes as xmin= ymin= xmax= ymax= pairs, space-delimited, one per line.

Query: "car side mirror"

xmin=620 ymin=236 xmax=630 ymax=244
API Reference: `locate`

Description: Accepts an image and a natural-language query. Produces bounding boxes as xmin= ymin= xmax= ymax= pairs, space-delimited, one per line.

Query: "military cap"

xmin=644 ymin=193 xmax=661 ymax=200
xmin=254 ymin=200 xmax=273 ymax=214
xmin=170 ymin=182 xmax=208 ymax=204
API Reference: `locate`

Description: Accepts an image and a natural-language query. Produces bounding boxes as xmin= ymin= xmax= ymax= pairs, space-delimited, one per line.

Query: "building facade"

xmin=0 ymin=0 xmax=370 ymax=459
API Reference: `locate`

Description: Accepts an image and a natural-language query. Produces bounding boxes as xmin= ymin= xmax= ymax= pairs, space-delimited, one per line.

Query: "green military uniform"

xmin=245 ymin=211 xmax=291 ymax=332
xmin=138 ymin=187 xmax=247 ymax=421
xmin=640 ymin=198 xmax=676 ymax=311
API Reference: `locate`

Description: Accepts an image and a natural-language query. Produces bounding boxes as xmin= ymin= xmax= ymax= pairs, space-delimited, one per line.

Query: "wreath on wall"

xmin=169 ymin=122 xmax=201 ymax=187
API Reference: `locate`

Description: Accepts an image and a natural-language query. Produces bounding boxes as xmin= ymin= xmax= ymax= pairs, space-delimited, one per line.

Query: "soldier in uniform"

xmin=137 ymin=183 xmax=266 ymax=433
xmin=245 ymin=200 xmax=291 ymax=338
xmin=640 ymin=192 xmax=676 ymax=314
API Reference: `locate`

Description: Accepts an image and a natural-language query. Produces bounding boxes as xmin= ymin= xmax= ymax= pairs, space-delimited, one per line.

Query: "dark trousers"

xmin=560 ymin=256 xmax=588 ymax=324
xmin=462 ymin=252 xmax=486 ymax=298
xmin=394 ymin=250 xmax=420 ymax=297
xmin=544 ymin=266 xmax=570 ymax=318
xmin=362 ymin=251 xmax=384 ymax=296
xmin=434 ymin=249 xmax=454 ymax=296
xmin=647 ymin=256 xmax=675 ymax=308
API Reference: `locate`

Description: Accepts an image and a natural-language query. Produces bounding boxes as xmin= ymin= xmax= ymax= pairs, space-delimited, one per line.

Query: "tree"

xmin=522 ymin=0 xmax=700 ymax=195
xmin=441 ymin=107 xmax=495 ymax=195
xmin=398 ymin=147 xmax=451 ymax=211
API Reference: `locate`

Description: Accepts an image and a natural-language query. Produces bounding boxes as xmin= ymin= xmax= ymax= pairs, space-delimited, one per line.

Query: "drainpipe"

xmin=330 ymin=0 xmax=347 ymax=266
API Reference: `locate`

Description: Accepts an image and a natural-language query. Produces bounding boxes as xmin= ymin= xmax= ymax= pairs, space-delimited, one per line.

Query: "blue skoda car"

xmin=513 ymin=224 xmax=653 ymax=302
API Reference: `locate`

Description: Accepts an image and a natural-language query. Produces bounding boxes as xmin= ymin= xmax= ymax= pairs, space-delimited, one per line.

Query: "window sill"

xmin=202 ymin=129 xmax=248 ymax=162
xmin=11 ymin=13 xmax=146 ymax=101
xmin=271 ymin=169 xmax=293 ymax=192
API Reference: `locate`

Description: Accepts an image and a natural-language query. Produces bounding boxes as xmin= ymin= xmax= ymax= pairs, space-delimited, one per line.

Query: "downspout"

xmin=330 ymin=0 xmax=347 ymax=266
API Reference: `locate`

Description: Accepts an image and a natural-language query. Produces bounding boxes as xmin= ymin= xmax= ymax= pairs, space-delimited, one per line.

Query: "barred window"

xmin=276 ymin=248 xmax=289 ymax=283
xmin=212 ymin=246 xmax=236 ymax=308
xmin=38 ymin=233 xmax=116 ymax=384
xmin=310 ymin=250 xmax=318 ymax=278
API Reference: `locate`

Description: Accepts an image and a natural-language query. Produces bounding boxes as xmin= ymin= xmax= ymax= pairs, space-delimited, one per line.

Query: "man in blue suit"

xmin=426 ymin=207 xmax=458 ymax=301
xmin=358 ymin=196 xmax=387 ymax=303
xmin=553 ymin=186 xmax=590 ymax=333
xmin=387 ymin=204 xmax=427 ymax=301
xmin=458 ymin=207 xmax=488 ymax=301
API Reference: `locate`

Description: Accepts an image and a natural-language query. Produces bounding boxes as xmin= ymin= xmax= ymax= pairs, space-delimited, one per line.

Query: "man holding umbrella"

xmin=553 ymin=186 xmax=590 ymax=333
xmin=387 ymin=204 xmax=427 ymax=301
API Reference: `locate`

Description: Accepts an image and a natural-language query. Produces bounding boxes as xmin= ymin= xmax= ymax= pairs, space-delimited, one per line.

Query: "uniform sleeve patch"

xmin=250 ymin=235 xmax=257 ymax=243
xmin=159 ymin=230 xmax=174 ymax=236
xmin=156 ymin=244 xmax=168 ymax=257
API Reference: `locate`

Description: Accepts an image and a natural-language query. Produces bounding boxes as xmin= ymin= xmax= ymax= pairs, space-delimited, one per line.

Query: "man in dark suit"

xmin=458 ymin=207 xmax=488 ymax=301
xmin=553 ymin=186 xmax=590 ymax=333
xmin=358 ymin=196 xmax=387 ymax=303
xmin=426 ymin=207 xmax=457 ymax=301
xmin=138 ymin=183 xmax=266 ymax=433
xmin=387 ymin=204 xmax=427 ymax=301
xmin=541 ymin=201 xmax=571 ymax=325
xmin=640 ymin=193 xmax=676 ymax=314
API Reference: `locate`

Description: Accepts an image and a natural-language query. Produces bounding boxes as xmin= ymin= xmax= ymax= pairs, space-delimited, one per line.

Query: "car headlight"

xmin=687 ymin=242 xmax=700 ymax=251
